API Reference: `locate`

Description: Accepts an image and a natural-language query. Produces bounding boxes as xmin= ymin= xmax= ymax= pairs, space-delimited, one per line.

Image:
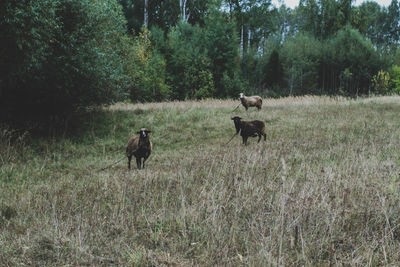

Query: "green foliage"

xmin=221 ymin=71 xmax=247 ymax=97
xmin=352 ymin=1 xmax=386 ymax=47
xmin=339 ymin=68 xmax=354 ymax=94
xmin=371 ymin=70 xmax=390 ymax=94
xmin=297 ymin=0 xmax=352 ymax=38
xmin=280 ymin=34 xmax=322 ymax=95
xmin=150 ymin=26 xmax=167 ymax=54
xmin=118 ymin=0 xmax=214 ymax=34
xmin=386 ymin=0 xmax=400 ymax=45
xmin=263 ymin=50 xmax=284 ymax=90
xmin=166 ymin=22 xmax=215 ymax=100
xmin=204 ymin=10 xmax=240 ymax=97
xmin=395 ymin=49 xmax=400 ymax=66
xmin=122 ymin=29 xmax=170 ymax=102
xmin=240 ymin=50 xmax=260 ymax=92
xmin=330 ymin=26 xmax=381 ymax=95
xmin=0 ymin=0 xmax=129 ymax=122
xmin=1 ymin=0 xmax=400 ymax=121
xmin=389 ymin=65 xmax=400 ymax=94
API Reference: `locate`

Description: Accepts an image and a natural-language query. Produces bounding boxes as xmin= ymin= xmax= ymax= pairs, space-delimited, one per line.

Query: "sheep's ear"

xmin=136 ymin=131 xmax=141 ymax=134
xmin=146 ymin=130 xmax=151 ymax=133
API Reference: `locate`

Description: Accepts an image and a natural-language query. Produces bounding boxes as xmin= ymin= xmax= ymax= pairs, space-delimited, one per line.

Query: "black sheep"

xmin=231 ymin=116 xmax=266 ymax=145
xmin=126 ymin=128 xmax=152 ymax=169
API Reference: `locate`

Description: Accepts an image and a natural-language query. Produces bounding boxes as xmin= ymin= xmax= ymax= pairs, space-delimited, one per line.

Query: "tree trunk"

xmin=229 ymin=1 xmax=233 ymax=20
xmin=183 ymin=0 xmax=187 ymax=21
xmin=180 ymin=0 xmax=188 ymax=22
xmin=261 ymin=30 xmax=265 ymax=56
xmin=248 ymin=28 xmax=251 ymax=53
xmin=144 ymin=0 xmax=148 ymax=28
xmin=240 ymin=25 xmax=244 ymax=58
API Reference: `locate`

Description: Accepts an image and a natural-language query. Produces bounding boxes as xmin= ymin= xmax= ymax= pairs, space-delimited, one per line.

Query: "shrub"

xmin=0 ymin=0 xmax=129 ymax=123
xmin=123 ymin=29 xmax=170 ymax=102
xmin=389 ymin=65 xmax=400 ymax=94
xmin=166 ymin=22 xmax=215 ymax=100
xmin=371 ymin=70 xmax=390 ymax=94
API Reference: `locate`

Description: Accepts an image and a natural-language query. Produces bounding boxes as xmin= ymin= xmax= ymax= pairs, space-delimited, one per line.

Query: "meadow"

xmin=1 ymin=96 xmax=400 ymax=265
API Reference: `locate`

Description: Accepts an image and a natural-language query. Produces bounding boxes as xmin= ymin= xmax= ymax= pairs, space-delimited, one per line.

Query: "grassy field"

xmin=1 ymin=96 xmax=400 ymax=265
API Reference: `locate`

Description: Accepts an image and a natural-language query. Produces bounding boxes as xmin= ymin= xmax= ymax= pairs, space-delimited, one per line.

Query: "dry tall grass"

xmin=2 ymin=96 xmax=400 ymax=265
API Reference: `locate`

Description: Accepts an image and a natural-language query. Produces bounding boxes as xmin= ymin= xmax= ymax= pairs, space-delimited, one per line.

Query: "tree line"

xmin=1 ymin=0 xmax=400 ymax=122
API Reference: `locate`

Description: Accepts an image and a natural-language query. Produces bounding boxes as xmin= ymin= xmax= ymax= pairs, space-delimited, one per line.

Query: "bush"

xmin=280 ymin=34 xmax=322 ymax=95
xmin=166 ymin=22 xmax=215 ymax=100
xmin=389 ymin=65 xmax=400 ymax=94
xmin=371 ymin=70 xmax=390 ymax=94
xmin=0 ymin=126 xmax=27 ymax=165
xmin=205 ymin=10 xmax=240 ymax=98
xmin=220 ymin=71 xmax=247 ymax=98
xmin=330 ymin=26 xmax=381 ymax=95
xmin=0 ymin=0 xmax=129 ymax=123
xmin=123 ymin=29 xmax=170 ymax=102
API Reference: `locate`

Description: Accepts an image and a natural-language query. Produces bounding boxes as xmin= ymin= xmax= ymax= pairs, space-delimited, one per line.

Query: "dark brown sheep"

xmin=239 ymin=93 xmax=262 ymax=110
xmin=231 ymin=116 xmax=266 ymax=145
xmin=126 ymin=128 xmax=152 ymax=169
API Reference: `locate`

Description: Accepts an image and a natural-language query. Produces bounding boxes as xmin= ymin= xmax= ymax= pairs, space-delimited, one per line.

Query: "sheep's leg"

xmin=128 ymin=156 xmax=132 ymax=170
xmin=136 ymin=157 xmax=141 ymax=169
xmin=242 ymin=136 xmax=248 ymax=145
xmin=263 ymin=133 xmax=266 ymax=141
xmin=143 ymin=155 xmax=149 ymax=169
xmin=258 ymin=135 xmax=262 ymax=143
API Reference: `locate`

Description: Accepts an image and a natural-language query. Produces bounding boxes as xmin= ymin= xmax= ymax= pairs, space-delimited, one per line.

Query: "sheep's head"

xmin=231 ymin=116 xmax=242 ymax=134
xmin=239 ymin=93 xmax=244 ymax=99
xmin=137 ymin=128 xmax=151 ymax=139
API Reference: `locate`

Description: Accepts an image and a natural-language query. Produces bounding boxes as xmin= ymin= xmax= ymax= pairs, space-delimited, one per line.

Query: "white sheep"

xmin=239 ymin=93 xmax=262 ymax=110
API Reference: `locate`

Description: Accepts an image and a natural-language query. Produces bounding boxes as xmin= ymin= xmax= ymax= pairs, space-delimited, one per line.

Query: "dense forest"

xmin=1 ymin=0 xmax=400 ymax=121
